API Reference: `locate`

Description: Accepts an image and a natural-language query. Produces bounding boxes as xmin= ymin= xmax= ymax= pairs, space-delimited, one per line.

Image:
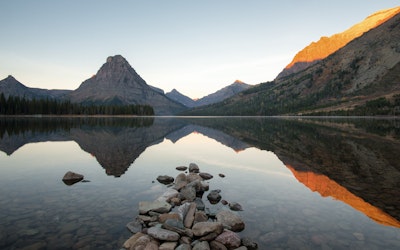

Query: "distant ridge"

xmin=0 ymin=75 xmax=71 ymax=99
xmin=166 ymin=80 xmax=252 ymax=108
xmin=276 ymin=6 xmax=400 ymax=79
xmin=166 ymin=89 xmax=197 ymax=108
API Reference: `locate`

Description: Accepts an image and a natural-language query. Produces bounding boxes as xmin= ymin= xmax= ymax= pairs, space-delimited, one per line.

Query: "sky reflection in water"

xmin=0 ymin=117 xmax=399 ymax=249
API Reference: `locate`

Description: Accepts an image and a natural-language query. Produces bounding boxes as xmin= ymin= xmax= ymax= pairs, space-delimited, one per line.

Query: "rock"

xmin=179 ymin=185 xmax=196 ymax=202
xmin=159 ymin=213 xmax=181 ymax=223
xmin=174 ymin=173 xmax=188 ymax=190
xmin=176 ymin=166 xmax=188 ymax=171
xmin=147 ymin=227 xmax=180 ymax=241
xmin=207 ymin=190 xmax=222 ymax=204
xmin=123 ymin=232 xmax=147 ymax=249
xmin=156 ymin=189 xmax=179 ymax=202
xmin=160 ymin=241 xmax=178 ymax=250
xmin=146 ymin=239 xmax=160 ymax=250
xmin=215 ymin=230 xmax=241 ymax=249
xmin=184 ymin=203 xmax=197 ymax=228
xmin=229 ymin=202 xmax=243 ymax=211
xmin=210 ymin=240 xmax=228 ymax=250
xmin=187 ymin=173 xmax=203 ymax=183
xmin=218 ymin=173 xmax=225 ymax=178
xmin=157 ymin=175 xmax=175 ymax=185
xmin=199 ymin=172 xmax=213 ymax=180
xmin=193 ymin=240 xmax=210 ymax=250
xmin=216 ymin=210 xmax=245 ymax=232
xmin=192 ymin=222 xmax=223 ymax=237
xmin=189 ymin=163 xmax=200 ymax=173
xmin=170 ymin=197 xmax=181 ymax=206
xmin=62 ymin=171 xmax=84 ymax=185
xmin=163 ymin=218 xmax=186 ymax=235
xmin=176 ymin=244 xmax=192 ymax=250
xmin=221 ymin=200 xmax=229 ymax=205
xmin=241 ymin=237 xmax=258 ymax=250
xmin=139 ymin=201 xmax=172 ymax=214
xmin=126 ymin=219 xmax=143 ymax=234
xmin=199 ymin=232 xmax=219 ymax=241
xmin=194 ymin=211 xmax=208 ymax=224
xmin=138 ymin=215 xmax=158 ymax=223
xmin=180 ymin=236 xmax=192 ymax=245
xmin=135 ymin=234 xmax=153 ymax=249
xmin=194 ymin=198 xmax=205 ymax=211
xmin=177 ymin=203 xmax=192 ymax=220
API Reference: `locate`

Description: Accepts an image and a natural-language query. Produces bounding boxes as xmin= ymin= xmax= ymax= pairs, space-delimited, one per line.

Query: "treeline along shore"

xmin=0 ymin=94 xmax=154 ymax=116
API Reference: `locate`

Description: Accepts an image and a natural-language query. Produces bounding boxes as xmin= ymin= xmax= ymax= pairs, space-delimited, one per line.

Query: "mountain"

xmin=68 ymin=55 xmax=187 ymax=115
xmin=166 ymin=89 xmax=197 ymax=108
xmin=277 ymin=7 xmax=400 ymax=79
xmin=184 ymin=10 xmax=400 ymax=116
xmin=0 ymin=75 xmax=71 ymax=99
xmin=195 ymin=80 xmax=252 ymax=107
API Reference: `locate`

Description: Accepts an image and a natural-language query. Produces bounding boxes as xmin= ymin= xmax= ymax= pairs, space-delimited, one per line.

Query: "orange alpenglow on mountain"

xmin=286 ymin=165 xmax=400 ymax=228
xmin=278 ymin=7 xmax=400 ymax=78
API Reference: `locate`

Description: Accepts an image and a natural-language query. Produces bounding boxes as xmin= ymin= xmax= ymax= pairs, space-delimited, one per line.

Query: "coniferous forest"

xmin=0 ymin=93 xmax=154 ymax=116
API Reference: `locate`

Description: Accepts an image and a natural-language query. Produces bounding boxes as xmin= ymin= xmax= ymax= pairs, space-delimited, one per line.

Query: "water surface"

xmin=0 ymin=117 xmax=399 ymax=249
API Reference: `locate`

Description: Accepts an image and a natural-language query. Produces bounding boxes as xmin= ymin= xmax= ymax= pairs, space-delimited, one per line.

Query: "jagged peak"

xmin=6 ymin=75 xmax=16 ymax=80
xmin=106 ymin=54 xmax=127 ymax=63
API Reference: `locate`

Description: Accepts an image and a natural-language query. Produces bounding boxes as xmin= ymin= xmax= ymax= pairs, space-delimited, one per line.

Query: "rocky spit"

xmin=121 ymin=163 xmax=258 ymax=250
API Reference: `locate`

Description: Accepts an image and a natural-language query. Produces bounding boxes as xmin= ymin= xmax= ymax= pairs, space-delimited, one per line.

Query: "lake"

xmin=0 ymin=117 xmax=399 ymax=249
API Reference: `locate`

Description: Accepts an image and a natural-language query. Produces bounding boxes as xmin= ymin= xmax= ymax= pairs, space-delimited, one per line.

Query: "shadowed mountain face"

xmin=1 ymin=117 xmax=399 ymax=224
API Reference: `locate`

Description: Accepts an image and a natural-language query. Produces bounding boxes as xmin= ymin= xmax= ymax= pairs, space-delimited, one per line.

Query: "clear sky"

xmin=0 ymin=1 xmax=398 ymax=99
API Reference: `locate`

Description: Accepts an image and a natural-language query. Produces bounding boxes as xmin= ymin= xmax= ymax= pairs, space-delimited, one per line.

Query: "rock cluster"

xmin=122 ymin=163 xmax=257 ymax=250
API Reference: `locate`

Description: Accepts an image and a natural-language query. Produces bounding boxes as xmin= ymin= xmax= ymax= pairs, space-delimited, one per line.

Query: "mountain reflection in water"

xmin=0 ymin=117 xmax=399 ymax=227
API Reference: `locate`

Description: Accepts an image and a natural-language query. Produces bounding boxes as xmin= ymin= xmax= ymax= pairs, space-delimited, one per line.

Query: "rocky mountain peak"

xmin=233 ymin=80 xmax=245 ymax=85
xmin=69 ymin=55 xmax=186 ymax=115
xmin=92 ymin=55 xmax=144 ymax=86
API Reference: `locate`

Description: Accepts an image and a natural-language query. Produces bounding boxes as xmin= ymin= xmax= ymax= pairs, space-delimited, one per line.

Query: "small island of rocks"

xmin=122 ymin=163 xmax=257 ymax=250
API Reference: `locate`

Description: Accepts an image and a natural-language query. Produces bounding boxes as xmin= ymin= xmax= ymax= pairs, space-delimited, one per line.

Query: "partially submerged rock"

xmin=62 ymin=171 xmax=84 ymax=186
xmin=157 ymin=175 xmax=174 ymax=185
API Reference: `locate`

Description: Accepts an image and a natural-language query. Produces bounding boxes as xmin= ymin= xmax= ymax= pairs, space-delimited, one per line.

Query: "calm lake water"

xmin=0 ymin=117 xmax=399 ymax=249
